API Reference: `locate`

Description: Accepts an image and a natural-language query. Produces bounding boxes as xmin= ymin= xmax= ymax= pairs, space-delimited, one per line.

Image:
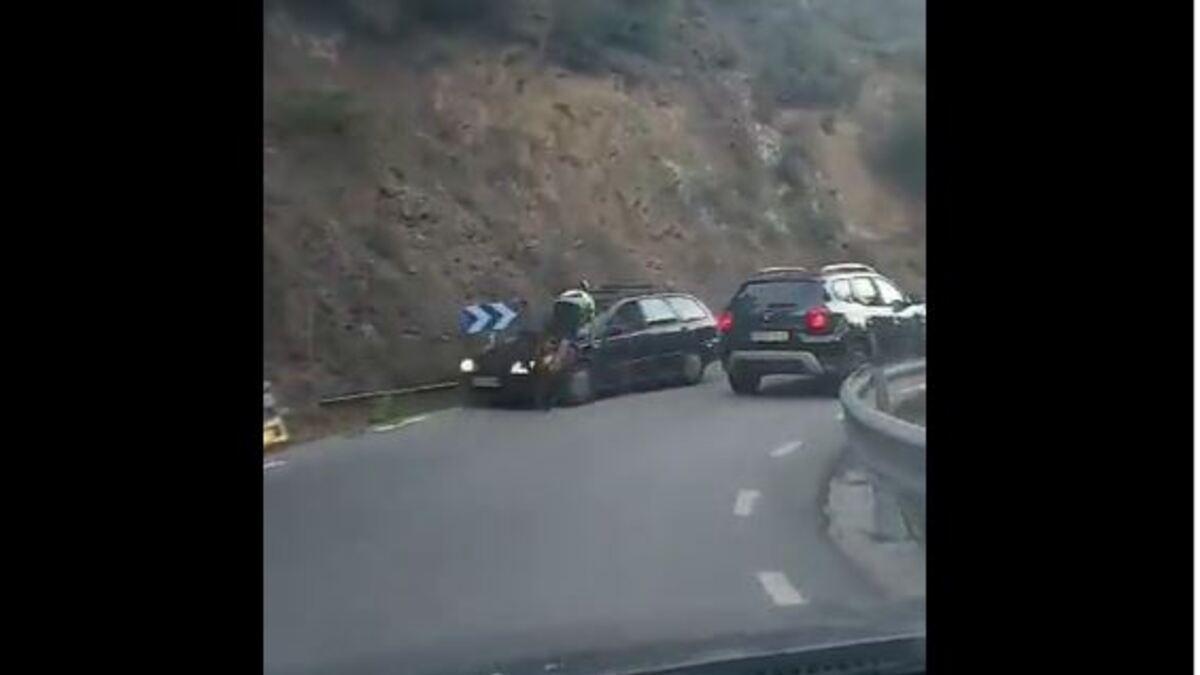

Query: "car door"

xmin=848 ymin=276 xmax=893 ymax=323
xmin=827 ymin=278 xmax=854 ymax=306
xmin=664 ymin=294 xmax=718 ymax=362
xmin=594 ymin=300 xmax=648 ymax=390
xmin=635 ymin=296 xmax=686 ymax=380
xmin=872 ymin=276 xmax=908 ymax=314
xmin=872 ymin=275 xmax=923 ymax=319
xmin=870 ymin=275 xmax=924 ymax=355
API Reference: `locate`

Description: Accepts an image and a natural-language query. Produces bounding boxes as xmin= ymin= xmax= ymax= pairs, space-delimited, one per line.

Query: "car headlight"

xmin=459 ymin=358 xmax=477 ymax=373
xmin=510 ymin=361 xmax=530 ymax=375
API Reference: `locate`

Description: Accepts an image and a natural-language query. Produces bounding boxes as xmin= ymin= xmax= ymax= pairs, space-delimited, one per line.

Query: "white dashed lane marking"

xmin=757 ymin=571 xmax=806 ymax=606
xmin=769 ymin=440 xmax=804 ymax=458
xmin=263 ymin=460 xmax=286 ymax=471
xmin=733 ymin=489 xmax=760 ymax=517
xmin=836 ymin=410 xmax=845 ymax=421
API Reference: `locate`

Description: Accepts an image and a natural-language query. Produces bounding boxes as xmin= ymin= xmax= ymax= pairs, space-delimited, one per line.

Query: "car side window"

xmin=873 ymin=277 xmax=905 ymax=305
xmin=664 ymin=296 xmax=708 ymax=321
xmin=638 ymin=297 xmax=679 ymax=325
xmin=849 ymin=277 xmax=880 ymax=305
xmin=830 ymin=279 xmax=853 ymax=302
xmin=610 ymin=302 xmax=645 ymax=331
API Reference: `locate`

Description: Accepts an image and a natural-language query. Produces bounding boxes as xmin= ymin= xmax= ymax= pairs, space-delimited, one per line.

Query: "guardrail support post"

xmin=871 ymin=365 xmax=892 ymax=414
xmin=867 ymin=328 xmax=882 ymax=365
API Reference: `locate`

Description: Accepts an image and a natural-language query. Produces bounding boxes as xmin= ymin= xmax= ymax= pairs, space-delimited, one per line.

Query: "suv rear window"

xmin=733 ymin=280 xmax=826 ymax=312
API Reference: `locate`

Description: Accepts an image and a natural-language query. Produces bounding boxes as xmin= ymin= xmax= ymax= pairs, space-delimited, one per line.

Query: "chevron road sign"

xmin=459 ymin=302 xmax=519 ymax=335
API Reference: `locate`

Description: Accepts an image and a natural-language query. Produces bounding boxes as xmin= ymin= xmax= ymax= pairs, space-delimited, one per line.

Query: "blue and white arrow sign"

xmin=459 ymin=302 xmax=519 ymax=335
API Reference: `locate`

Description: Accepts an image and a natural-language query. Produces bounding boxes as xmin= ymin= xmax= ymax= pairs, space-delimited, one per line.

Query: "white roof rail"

xmin=755 ymin=266 xmax=809 ymax=274
xmin=820 ymin=263 xmax=877 ymax=275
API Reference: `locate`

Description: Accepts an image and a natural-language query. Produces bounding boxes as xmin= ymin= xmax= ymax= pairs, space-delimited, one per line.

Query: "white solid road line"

xmin=733 ymin=489 xmax=761 ymax=517
xmin=769 ymin=440 xmax=804 ymax=458
xmin=757 ymin=571 xmax=806 ymax=606
xmin=371 ymin=414 xmax=431 ymax=433
xmin=263 ymin=460 xmax=286 ymax=471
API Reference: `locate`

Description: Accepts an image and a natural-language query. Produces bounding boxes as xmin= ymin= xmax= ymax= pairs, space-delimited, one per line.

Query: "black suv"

xmin=716 ymin=265 xmax=925 ymax=395
xmin=462 ymin=287 xmax=721 ymax=405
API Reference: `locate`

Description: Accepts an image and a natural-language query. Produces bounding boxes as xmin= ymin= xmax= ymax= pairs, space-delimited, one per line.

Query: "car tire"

xmin=680 ymin=353 xmax=705 ymax=386
xmin=562 ymin=365 xmax=594 ymax=406
xmin=728 ymin=370 xmax=760 ymax=395
xmin=813 ymin=340 xmax=870 ymax=398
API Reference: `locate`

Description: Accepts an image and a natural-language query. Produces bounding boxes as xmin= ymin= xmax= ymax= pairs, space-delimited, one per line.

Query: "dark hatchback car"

xmin=461 ymin=289 xmax=721 ymax=405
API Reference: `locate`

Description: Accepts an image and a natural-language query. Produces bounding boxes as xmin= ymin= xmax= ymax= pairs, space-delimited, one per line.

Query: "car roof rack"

xmin=749 ymin=267 xmax=817 ymax=281
xmin=819 ymin=263 xmax=877 ymax=275
xmin=590 ymin=283 xmax=661 ymax=311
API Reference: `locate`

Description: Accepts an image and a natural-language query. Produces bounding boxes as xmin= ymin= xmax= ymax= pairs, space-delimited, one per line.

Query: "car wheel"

xmin=728 ymin=370 xmax=760 ymax=395
xmin=815 ymin=340 xmax=870 ymax=398
xmin=563 ymin=365 xmax=594 ymax=406
xmin=680 ymin=353 xmax=705 ymax=386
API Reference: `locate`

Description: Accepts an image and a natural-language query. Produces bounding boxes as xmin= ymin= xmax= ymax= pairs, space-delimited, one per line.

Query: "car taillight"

xmin=805 ymin=306 xmax=831 ymax=334
xmin=717 ymin=311 xmax=734 ymax=334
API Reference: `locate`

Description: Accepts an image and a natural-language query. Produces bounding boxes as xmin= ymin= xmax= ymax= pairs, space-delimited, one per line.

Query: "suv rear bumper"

xmin=728 ymin=349 xmax=826 ymax=375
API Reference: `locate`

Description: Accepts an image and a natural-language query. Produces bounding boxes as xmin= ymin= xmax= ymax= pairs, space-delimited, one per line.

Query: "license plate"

xmin=471 ymin=376 xmax=501 ymax=388
xmin=751 ymin=330 xmax=790 ymax=343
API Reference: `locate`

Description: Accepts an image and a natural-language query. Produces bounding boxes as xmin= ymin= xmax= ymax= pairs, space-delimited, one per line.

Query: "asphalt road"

xmin=264 ymin=368 xmax=925 ymax=674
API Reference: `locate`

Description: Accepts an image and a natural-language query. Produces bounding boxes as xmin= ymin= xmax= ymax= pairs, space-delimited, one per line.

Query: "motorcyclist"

xmin=532 ymin=281 xmax=596 ymax=410
xmin=558 ymin=279 xmax=596 ymax=324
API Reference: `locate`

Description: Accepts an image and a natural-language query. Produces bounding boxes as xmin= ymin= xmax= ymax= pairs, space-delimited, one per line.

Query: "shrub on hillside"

xmin=712 ymin=1 xmax=865 ymax=109
xmin=870 ymin=102 xmax=925 ymax=199
xmin=776 ymin=140 xmax=810 ymax=192
xmin=804 ymin=210 xmax=842 ymax=246
xmin=819 ymin=0 xmax=926 ymax=47
xmin=549 ymin=0 xmax=681 ymax=70
xmin=758 ymin=28 xmax=862 ymax=107
xmin=268 ymin=89 xmax=364 ymax=139
xmin=301 ymin=0 xmax=519 ymax=38
xmin=411 ymin=0 xmax=517 ymax=30
xmin=712 ymin=33 xmax=740 ymax=69
xmin=889 ymin=44 xmax=926 ymax=77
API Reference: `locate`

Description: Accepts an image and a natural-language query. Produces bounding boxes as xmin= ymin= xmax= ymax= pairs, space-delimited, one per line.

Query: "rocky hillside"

xmin=263 ymin=0 xmax=926 ymax=403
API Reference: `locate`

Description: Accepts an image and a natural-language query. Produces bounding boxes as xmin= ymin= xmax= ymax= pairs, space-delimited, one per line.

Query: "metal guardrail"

xmin=839 ymin=358 xmax=926 ymax=537
xmin=318 ymin=380 xmax=459 ymax=406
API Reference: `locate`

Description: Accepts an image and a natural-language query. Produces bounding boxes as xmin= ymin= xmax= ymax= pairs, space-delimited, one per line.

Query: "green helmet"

xmin=556 ymin=289 xmax=596 ymax=323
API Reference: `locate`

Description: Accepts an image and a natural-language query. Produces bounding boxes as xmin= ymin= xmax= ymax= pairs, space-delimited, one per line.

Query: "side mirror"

xmin=908 ymin=294 xmax=924 ymax=305
xmin=606 ymin=325 xmax=625 ymax=338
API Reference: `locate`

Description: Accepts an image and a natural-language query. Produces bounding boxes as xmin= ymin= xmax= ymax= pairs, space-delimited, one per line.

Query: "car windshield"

xmin=264 ymin=0 xmax=926 ymax=672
